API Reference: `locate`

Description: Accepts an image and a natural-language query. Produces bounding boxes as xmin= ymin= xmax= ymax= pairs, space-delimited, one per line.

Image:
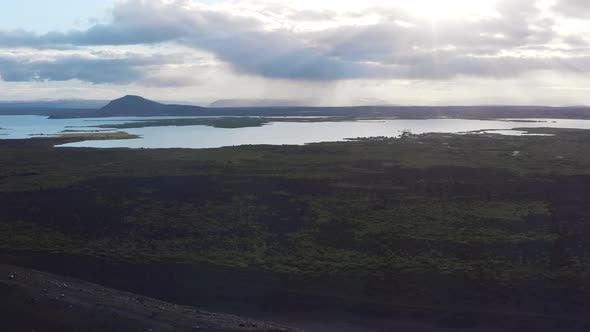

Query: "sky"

xmin=0 ymin=0 xmax=589 ymax=106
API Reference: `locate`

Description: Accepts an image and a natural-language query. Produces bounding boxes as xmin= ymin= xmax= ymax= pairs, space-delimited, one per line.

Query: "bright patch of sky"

xmin=0 ymin=0 xmax=112 ymax=32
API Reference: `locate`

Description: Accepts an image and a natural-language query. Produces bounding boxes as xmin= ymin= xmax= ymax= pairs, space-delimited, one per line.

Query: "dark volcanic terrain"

xmin=0 ymin=264 xmax=298 ymax=332
xmin=3 ymin=125 xmax=590 ymax=331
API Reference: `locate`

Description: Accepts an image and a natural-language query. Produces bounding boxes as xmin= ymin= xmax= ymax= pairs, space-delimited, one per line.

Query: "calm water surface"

xmin=2 ymin=115 xmax=590 ymax=149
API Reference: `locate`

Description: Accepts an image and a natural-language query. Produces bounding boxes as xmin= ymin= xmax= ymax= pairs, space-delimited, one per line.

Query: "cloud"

xmin=0 ymin=53 xmax=178 ymax=84
xmin=553 ymin=0 xmax=590 ymax=17
xmin=0 ymin=1 xmax=378 ymax=80
xmin=314 ymin=0 xmax=556 ymax=62
xmin=386 ymin=55 xmax=590 ymax=79
xmin=0 ymin=0 xmax=589 ymax=83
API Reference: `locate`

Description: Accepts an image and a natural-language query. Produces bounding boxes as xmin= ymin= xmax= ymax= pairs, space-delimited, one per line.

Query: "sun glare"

xmin=399 ymin=0 xmax=499 ymax=19
xmin=288 ymin=0 xmax=499 ymax=20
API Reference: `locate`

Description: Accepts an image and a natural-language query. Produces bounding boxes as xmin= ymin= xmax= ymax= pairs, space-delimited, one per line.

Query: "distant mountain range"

xmin=209 ymin=99 xmax=308 ymax=108
xmin=208 ymin=98 xmax=394 ymax=107
xmin=1 ymin=95 xmax=589 ymax=120
xmin=0 ymin=99 xmax=108 ymax=109
xmin=0 ymin=99 xmax=108 ymax=116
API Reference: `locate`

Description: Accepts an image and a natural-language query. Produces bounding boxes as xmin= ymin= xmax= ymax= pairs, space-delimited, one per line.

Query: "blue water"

xmin=2 ymin=115 xmax=590 ymax=149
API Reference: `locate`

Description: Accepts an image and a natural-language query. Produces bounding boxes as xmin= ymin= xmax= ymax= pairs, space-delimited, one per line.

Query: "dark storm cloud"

xmin=0 ymin=0 xmax=589 ymax=82
xmin=0 ymin=0 xmax=374 ymax=81
xmin=187 ymin=29 xmax=373 ymax=80
xmin=0 ymin=54 xmax=168 ymax=84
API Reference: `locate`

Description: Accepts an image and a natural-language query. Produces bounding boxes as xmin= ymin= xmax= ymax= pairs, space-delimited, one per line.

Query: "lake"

xmin=2 ymin=115 xmax=590 ymax=149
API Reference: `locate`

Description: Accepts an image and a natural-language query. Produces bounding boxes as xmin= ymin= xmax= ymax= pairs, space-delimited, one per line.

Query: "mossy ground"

xmin=1 ymin=129 xmax=590 ymax=287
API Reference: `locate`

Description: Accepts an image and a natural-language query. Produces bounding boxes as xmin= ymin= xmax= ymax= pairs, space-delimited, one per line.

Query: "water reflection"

xmin=2 ymin=116 xmax=590 ymax=149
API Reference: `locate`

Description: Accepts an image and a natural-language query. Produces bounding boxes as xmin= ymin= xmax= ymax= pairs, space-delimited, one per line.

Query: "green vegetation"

xmin=1 ymin=128 xmax=590 ymax=284
xmin=93 ymin=117 xmax=270 ymax=129
xmin=89 ymin=116 xmax=355 ymax=130
xmin=57 ymin=131 xmax=141 ymax=140
xmin=4 ymin=127 xmax=590 ymax=325
xmin=60 ymin=129 xmax=113 ymax=133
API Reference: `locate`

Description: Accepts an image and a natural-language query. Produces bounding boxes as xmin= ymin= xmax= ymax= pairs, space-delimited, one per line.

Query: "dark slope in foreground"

xmin=49 ymin=95 xmax=590 ymax=119
xmin=0 ymin=264 xmax=298 ymax=332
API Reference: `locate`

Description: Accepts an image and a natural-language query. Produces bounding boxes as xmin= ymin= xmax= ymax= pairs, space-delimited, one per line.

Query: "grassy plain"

xmin=2 ymin=129 xmax=590 ymax=328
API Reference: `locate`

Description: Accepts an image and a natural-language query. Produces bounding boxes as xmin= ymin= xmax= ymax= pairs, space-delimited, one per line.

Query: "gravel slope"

xmin=0 ymin=264 xmax=301 ymax=332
